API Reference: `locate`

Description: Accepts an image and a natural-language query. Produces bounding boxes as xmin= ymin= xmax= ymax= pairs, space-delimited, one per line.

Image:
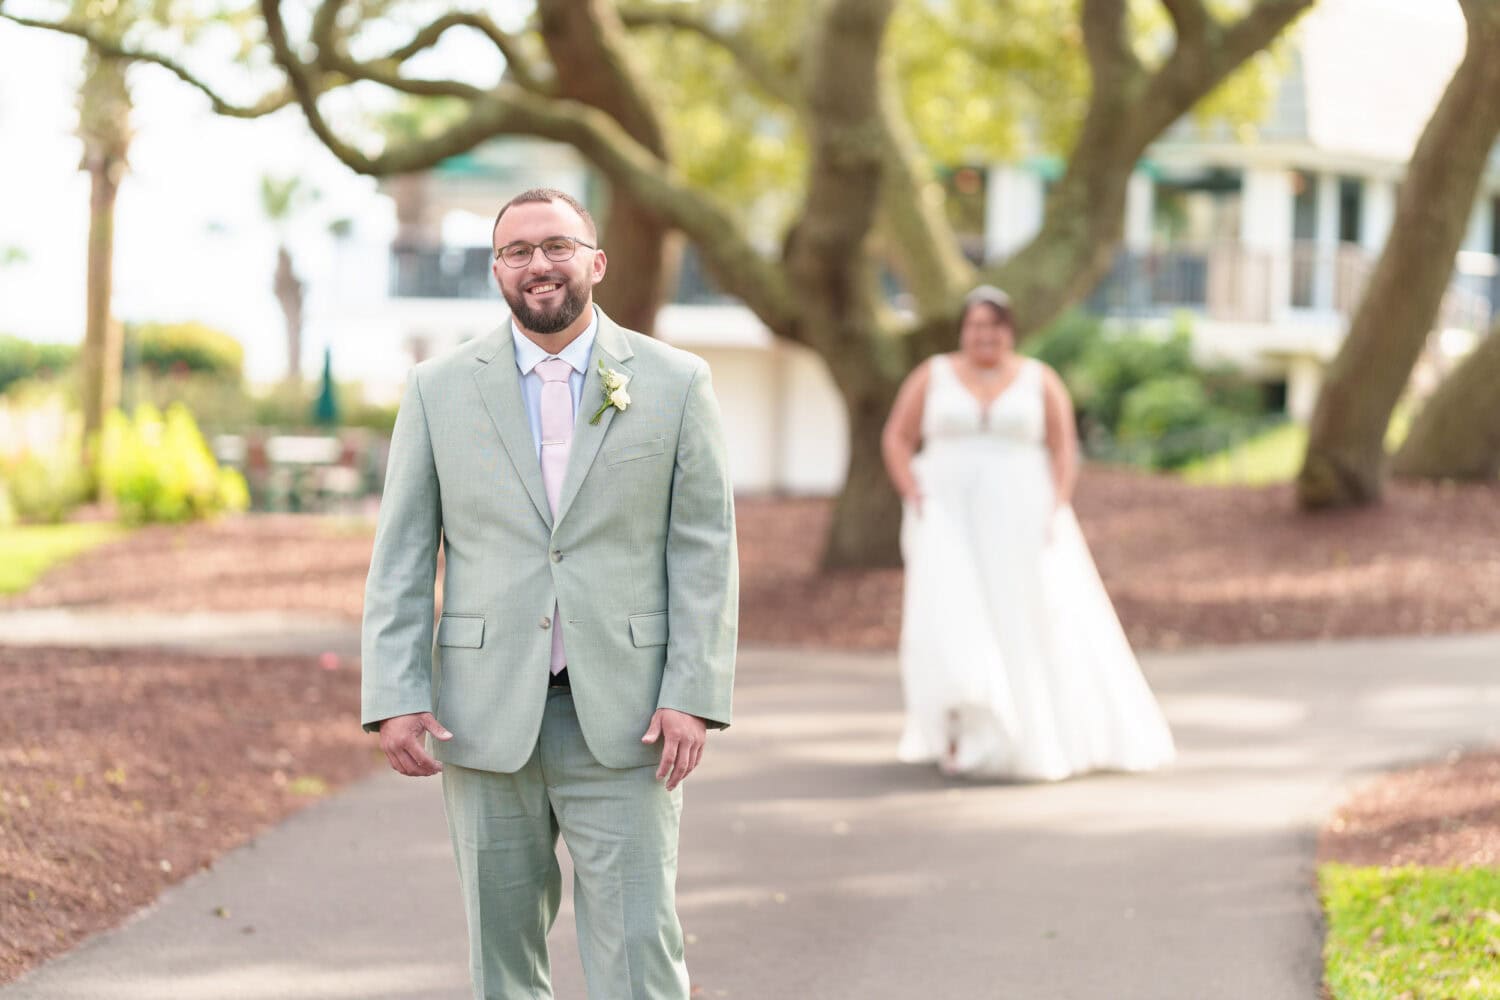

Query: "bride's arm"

xmin=1040 ymin=363 xmax=1079 ymax=509
xmin=881 ymin=360 xmax=932 ymax=509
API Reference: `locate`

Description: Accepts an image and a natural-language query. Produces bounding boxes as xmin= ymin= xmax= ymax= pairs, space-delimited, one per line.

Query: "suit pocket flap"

xmin=628 ymin=611 xmax=669 ymax=648
xmin=605 ymin=437 xmax=666 ymax=467
xmin=437 ymin=614 xmax=484 ymax=648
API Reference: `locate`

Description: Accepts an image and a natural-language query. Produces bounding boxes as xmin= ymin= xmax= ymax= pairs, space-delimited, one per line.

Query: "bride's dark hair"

xmin=962 ymin=284 xmax=1014 ymax=328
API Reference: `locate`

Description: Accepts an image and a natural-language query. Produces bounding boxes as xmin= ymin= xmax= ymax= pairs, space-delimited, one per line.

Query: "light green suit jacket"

xmin=361 ymin=311 xmax=738 ymax=772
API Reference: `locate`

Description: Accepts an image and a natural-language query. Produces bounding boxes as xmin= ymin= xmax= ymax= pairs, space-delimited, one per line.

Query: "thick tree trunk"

xmin=1390 ymin=328 xmax=1500 ymax=481
xmin=77 ymin=50 xmax=130 ymax=445
xmin=538 ymin=0 xmax=676 ymax=334
xmin=822 ymin=367 xmax=903 ymax=569
xmin=1297 ymin=2 xmax=1500 ymax=508
xmin=593 ymin=199 xmax=682 ymax=335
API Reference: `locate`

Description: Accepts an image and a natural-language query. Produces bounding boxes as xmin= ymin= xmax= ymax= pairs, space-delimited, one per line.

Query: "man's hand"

xmin=379 ymin=712 xmax=453 ymax=777
xmin=641 ymin=709 xmax=707 ymax=791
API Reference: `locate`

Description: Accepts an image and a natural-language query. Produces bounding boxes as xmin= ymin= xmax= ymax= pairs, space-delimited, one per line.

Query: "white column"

xmin=1241 ymin=168 xmax=1294 ymax=321
xmin=1360 ymin=179 xmax=1396 ymax=255
xmin=1124 ymin=171 xmax=1155 ymax=251
xmin=984 ymin=164 xmax=1045 ymax=262
xmin=1461 ymin=196 xmax=1492 ymax=252
xmin=1314 ymin=173 xmax=1340 ymax=312
xmin=1287 ymin=355 xmax=1323 ymax=422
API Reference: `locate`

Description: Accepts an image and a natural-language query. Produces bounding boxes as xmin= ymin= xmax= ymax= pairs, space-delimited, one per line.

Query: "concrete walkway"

xmin=2 ymin=618 xmax=1498 ymax=999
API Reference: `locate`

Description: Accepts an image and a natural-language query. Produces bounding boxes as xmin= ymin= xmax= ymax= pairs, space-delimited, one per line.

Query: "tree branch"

xmin=1142 ymin=0 xmax=1312 ymax=136
xmin=873 ymin=61 xmax=974 ymax=314
xmin=784 ymin=0 xmax=896 ymax=359
xmin=1159 ymin=0 xmax=1211 ymax=42
xmin=259 ymin=0 xmax=795 ymax=333
xmin=379 ymin=10 xmax=548 ymax=93
xmin=294 ymin=0 xmax=483 ymax=101
xmin=1080 ymin=0 xmax=1143 ymax=97
xmin=617 ymin=2 xmax=799 ymax=106
xmin=0 ymin=11 xmax=296 ymax=118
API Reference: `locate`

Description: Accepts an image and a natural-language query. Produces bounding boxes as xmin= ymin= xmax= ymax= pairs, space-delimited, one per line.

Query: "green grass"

xmin=1178 ymin=421 xmax=1307 ymax=485
xmin=1177 ymin=404 xmax=1416 ymax=487
xmin=1321 ymin=864 xmax=1500 ymax=999
xmin=0 ymin=522 xmax=130 ymax=595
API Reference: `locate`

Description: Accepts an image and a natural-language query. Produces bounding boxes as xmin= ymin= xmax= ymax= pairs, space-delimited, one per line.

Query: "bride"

xmin=881 ymin=285 xmax=1175 ymax=781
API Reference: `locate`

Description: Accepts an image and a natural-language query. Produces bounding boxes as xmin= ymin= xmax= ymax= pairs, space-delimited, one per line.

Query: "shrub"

xmin=0 ymin=335 xmax=77 ymax=394
xmin=2 ymin=453 xmax=91 ymax=523
xmin=124 ymin=322 xmax=244 ymax=382
xmin=98 ymin=403 xmax=249 ymax=524
xmin=1022 ymin=310 xmax=1103 ymax=375
xmin=0 ymin=388 xmax=89 ymax=523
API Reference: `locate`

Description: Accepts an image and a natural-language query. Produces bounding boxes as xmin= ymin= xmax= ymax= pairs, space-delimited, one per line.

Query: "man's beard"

xmin=505 ymin=275 xmax=589 ymax=334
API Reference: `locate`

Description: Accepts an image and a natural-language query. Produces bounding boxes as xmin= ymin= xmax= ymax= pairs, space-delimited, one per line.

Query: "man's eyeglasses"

xmin=494 ymin=235 xmax=598 ymax=269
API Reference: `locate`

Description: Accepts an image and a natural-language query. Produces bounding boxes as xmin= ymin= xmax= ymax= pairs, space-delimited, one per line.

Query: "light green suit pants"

xmin=442 ymin=688 xmax=689 ymax=1000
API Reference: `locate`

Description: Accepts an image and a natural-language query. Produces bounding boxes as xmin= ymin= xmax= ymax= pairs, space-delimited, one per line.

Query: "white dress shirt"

xmin=510 ymin=307 xmax=598 ymax=458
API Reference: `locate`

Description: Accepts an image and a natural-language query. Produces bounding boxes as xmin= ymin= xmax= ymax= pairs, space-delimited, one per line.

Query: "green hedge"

xmin=1024 ymin=311 xmax=1272 ymax=469
xmin=0 ymin=336 xmax=77 ymax=394
xmin=124 ymin=321 xmax=244 ymax=382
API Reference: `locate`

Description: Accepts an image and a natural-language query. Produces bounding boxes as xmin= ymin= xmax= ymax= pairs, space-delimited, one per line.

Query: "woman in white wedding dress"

xmin=881 ymin=285 xmax=1175 ymax=781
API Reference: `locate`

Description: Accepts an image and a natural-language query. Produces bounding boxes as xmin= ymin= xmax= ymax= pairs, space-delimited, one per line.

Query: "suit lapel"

xmin=553 ymin=314 xmax=635 ymax=530
xmin=472 ymin=329 xmax=553 ymax=530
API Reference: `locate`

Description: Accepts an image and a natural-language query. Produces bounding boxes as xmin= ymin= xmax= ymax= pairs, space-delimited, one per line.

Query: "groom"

xmin=361 ymin=187 xmax=738 ymax=1000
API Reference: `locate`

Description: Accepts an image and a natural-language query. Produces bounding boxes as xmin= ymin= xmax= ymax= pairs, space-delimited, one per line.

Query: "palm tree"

xmin=258 ymin=174 xmax=317 ymax=385
xmin=75 ymin=5 xmax=133 ymax=444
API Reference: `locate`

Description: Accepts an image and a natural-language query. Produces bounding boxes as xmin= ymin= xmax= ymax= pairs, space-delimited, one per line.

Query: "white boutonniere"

xmin=589 ymin=360 xmax=631 ymax=425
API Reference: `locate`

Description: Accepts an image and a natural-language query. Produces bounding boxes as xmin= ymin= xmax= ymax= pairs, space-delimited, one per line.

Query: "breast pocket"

xmin=605 ymin=436 xmax=666 ymax=467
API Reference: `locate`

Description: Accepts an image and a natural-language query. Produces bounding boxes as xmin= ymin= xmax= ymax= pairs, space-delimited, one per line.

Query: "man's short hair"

xmin=492 ymin=188 xmax=598 ymax=246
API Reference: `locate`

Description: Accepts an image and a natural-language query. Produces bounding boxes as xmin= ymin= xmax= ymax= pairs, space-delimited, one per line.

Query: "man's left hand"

xmin=642 ymin=709 xmax=707 ymax=790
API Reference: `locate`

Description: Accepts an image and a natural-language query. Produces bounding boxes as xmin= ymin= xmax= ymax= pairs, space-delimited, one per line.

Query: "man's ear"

xmin=592 ymin=248 xmax=608 ymax=285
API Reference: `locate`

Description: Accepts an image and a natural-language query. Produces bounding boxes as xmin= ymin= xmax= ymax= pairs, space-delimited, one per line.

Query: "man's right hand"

xmin=378 ymin=712 xmax=453 ymax=776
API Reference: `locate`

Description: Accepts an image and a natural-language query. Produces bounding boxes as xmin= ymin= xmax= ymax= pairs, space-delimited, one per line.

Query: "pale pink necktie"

xmin=536 ymin=357 xmax=573 ymax=675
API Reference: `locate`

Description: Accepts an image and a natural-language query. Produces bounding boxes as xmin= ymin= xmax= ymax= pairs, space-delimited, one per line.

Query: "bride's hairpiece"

xmin=963 ymin=284 xmax=1013 ymax=325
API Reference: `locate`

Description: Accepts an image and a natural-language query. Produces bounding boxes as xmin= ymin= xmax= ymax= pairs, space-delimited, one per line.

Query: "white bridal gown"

xmin=897 ymin=354 xmax=1176 ymax=780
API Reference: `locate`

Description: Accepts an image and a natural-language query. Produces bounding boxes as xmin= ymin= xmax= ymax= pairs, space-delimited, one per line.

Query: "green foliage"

xmin=2 ymin=453 xmax=92 ymax=524
xmin=252 ymin=380 xmax=397 ymax=433
xmin=1021 ymin=309 xmax=1100 ymax=375
xmin=124 ymin=321 xmax=244 ymax=382
xmin=1070 ymin=326 xmax=1197 ymax=432
xmin=1117 ymin=375 xmax=1213 ymax=458
xmin=0 ymin=336 xmax=78 ymax=395
xmin=98 ymin=403 xmax=250 ymax=524
xmin=0 ymin=387 xmax=90 ymax=523
xmin=0 ymin=522 xmax=130 ymax=595
xmin=1320 ymin=864 xmax=1500 ymax=999
xmin=1024 ymin=310 xmax=1273 ymax=469
xmin=124 ymin=370 xmax=256 ymax=433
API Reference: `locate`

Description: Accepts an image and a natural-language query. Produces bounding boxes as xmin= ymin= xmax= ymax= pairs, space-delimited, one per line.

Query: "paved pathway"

xmin=1 ymin=614 xmax=1497 ymax=999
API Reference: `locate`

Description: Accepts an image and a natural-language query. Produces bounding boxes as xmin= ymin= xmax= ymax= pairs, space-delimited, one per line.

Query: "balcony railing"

xmin=388 ymin=240 xmax=1500 ymax=335
xmin=1087 ymin=240 xmax=1498 ymax=333
xmin=390 ymin=246 xmax=499 ymax=299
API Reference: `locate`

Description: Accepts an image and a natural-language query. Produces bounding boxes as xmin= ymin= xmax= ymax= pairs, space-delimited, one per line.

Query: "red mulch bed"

xmin=7 ymin=468 xmax=1500 ymax=651
xmin=0 ymin=646 xmax=376 ymax=984
xmin=737 ymin=468 xmax=1500 ymax=650
xmin=1320 ymin=750 xmax=1500 ymax=869
xmin=4 ymin=467 xmax=1500 ymax=982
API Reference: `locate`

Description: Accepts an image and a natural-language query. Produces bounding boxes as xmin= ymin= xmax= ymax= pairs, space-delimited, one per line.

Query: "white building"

xmin=326 ymin=0 xmax=1496 ymax=495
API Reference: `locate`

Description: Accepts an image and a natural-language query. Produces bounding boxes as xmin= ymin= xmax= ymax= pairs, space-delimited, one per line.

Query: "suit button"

xmin=539 ymin=616 xmax=552 ymax=630
xmin=551 ymin=550 xmax=563 ymax=563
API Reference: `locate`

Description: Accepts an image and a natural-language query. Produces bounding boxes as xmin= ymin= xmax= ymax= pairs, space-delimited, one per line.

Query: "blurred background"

xmin=1 ymin=0 xmax=1498 ymax=995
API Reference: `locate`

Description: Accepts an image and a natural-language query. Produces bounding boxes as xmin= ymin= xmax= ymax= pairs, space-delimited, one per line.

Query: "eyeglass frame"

xmin=493 ymin=235 xmax=599 ymax=268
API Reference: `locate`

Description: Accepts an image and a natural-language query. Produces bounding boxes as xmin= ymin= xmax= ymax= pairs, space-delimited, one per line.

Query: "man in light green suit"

xmin=361 ymin=188 xmax=737 ymax=1000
